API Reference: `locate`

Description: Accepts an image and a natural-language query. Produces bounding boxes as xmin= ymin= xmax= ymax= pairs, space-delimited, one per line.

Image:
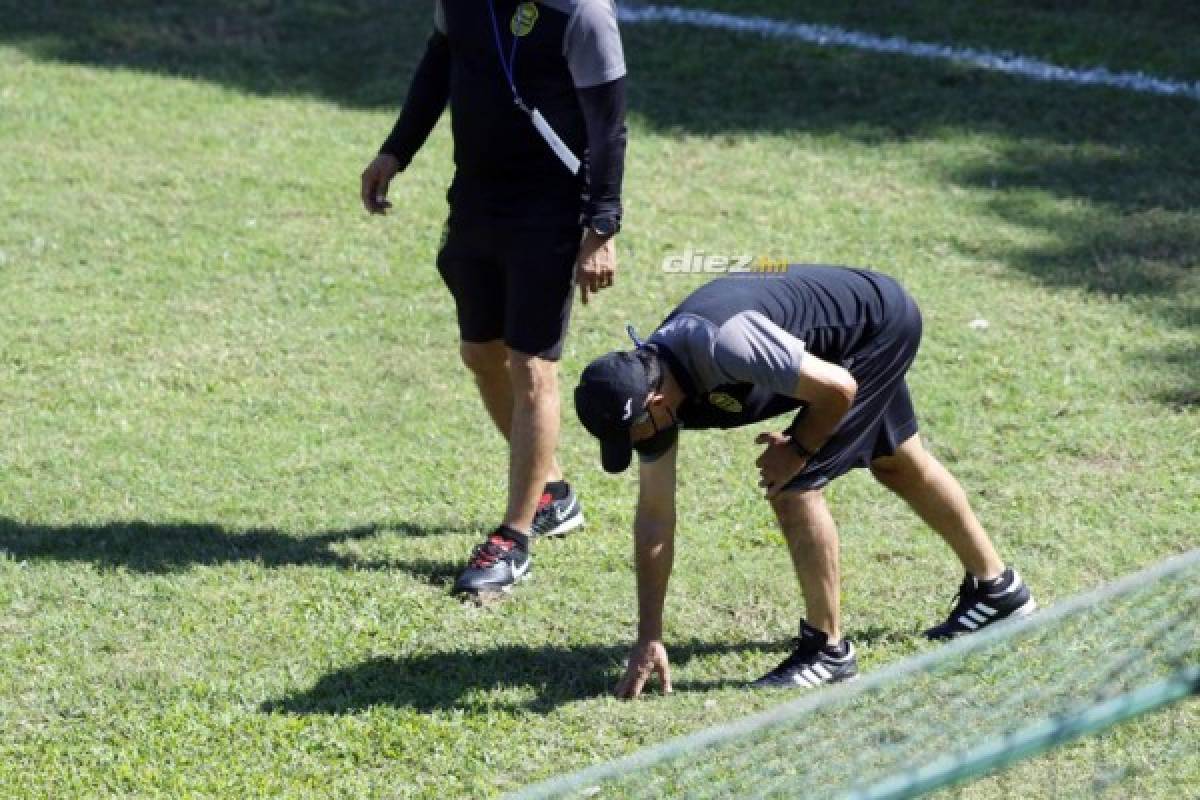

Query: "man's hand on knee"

xmin=755 ymin=431 xmax=808 ymax=498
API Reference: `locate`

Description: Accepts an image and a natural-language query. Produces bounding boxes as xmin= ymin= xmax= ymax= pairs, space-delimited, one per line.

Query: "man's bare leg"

xmin=459 ymin=340 xmax=563 ymax=484
xmin=870 ymin=434 xmax=1003 ymax=580
xmin=504 ymin=350 xmax=562 ymax=533
xmin=770 ymin=488 xmax=843 ymax=644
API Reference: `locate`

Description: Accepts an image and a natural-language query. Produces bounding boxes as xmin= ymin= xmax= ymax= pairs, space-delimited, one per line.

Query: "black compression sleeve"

xmin=379 ymin=31 xmax=451 ymax=171
xmin=576 ymin=76 xmax=628 ymax=224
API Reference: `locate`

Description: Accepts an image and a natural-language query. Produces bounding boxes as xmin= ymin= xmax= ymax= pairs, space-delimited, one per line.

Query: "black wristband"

xmin=790 ymin=437 xmax=816 ymax=460
xmin=588 ymin=215 xmax=621 ymax=237
xmin=785 ymin=424 xmax=816 ymax=459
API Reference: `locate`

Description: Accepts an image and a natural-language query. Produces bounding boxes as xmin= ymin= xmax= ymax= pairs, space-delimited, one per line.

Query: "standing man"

xmin=574 ymin=265 xmax=1036 ymax=696
xmin=361 ymin=1 xmax=628 ymax=594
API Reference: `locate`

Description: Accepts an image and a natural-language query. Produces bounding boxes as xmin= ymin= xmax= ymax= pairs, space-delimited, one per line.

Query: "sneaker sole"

xmin=1010 ymin=597 xmax=1038 ymax=618
xmin=536 ymin=513 xmax=585 ymax=538
xmin=453 ymin=567 xmax=532 ymax=596
xmin=753 ymin=673 xmax=859 ymax=690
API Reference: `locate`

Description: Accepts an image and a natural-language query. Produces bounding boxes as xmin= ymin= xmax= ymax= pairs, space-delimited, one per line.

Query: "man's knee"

xmin=459 ymin=340 xmax=507 ymax=377
xmin=507 ymin=350 xmax=558 ymax=402
xmin=770 ymin=488 xmax=826 ymax=529
xmin=870 ymin=435 xmax=927 ymax=493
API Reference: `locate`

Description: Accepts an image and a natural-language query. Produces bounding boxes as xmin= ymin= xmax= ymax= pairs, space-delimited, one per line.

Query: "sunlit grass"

xmin=0 ymin=2 xmax=1196 ymax=797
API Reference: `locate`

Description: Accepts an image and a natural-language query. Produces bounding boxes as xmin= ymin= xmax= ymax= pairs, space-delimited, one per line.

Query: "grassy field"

xmin=1 ymin=1 xmax=1197 ymax=797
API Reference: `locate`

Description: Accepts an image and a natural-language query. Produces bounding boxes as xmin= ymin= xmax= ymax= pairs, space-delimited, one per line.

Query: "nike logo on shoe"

xmin=532 ymin=492 xmax=584 ymax=538
xmin=553 ymin=499 xmax=577 ymax=522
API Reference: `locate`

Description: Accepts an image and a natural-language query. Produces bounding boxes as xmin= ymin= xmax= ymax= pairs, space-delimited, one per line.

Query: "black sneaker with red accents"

xmin=924 ymin=567 xmax=1037 ymax=640
xmin=453 ymin=526 xmax=531 ymax=594
xmin=530 ymin=482 xmax=584 ymax=539
xmin=752 ymin=621 xmax=859 ymax=689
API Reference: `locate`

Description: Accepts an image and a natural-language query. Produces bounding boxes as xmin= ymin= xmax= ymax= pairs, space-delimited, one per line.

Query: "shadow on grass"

xmin=622 ymin=17 xmax=1198 ymax=406
xmin=3 ymin=1 xmax=1195 ymax=399
xmin=0 ymin=517 xmax=469 ymax=577
xmin=630 ymin=17 xmax=1199 ymax=406
xmin=3 ymin=0 xmax=1197 ymax=117
xmin=1153 ymin=342 xmax=1200 ymax=409
xmin=0 ymin=0 xmax=435 ymax=109
xmin=263 ymin=638 xmax=784 ymax=714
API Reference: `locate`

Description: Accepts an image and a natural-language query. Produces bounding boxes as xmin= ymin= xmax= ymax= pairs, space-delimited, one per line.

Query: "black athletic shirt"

xmin=380 ymin=0 xmax=627 ymax=225
xmin=647 ymin=266 xmax=906 ymax=430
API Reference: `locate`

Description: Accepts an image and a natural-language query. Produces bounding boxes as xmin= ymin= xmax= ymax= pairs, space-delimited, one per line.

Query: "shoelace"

xmin=945 ymin=575 xmax=980 ymax=616
xmin=468 ymin=533 xmax=516 ymax=569
xmin=531 ymin=493 xmax=556 ymax=520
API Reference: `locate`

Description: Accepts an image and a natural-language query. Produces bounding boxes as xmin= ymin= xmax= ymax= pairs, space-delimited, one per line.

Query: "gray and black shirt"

xmin=647 ymin=266 xmax=912 ymax=430
xmin=380 ymin=0 xmax=627 ymax=225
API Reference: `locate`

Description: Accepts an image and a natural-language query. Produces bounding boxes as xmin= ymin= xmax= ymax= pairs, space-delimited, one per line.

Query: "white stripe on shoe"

xmin=989 ymin=571 xmax=1024 ymax=598
xmin=1013 ymin=598 xmax=1039 ymax=617
xmin=542 ymin=512 xmax=585 ymax=537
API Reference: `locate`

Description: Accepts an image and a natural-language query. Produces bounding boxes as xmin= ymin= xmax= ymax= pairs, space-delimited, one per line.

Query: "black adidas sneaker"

xmin=530 ymin=482 xmax=584 ymax=539
xmin=752 ymin=621 xmax=859 ymax=689
xmin=452 ymin=526 xmax=531 ymax=594
xmin=924 ymin=567 xmax=1037 ymax=640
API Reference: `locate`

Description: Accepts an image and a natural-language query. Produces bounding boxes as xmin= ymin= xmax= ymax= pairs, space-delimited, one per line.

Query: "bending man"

xmin=574 ymin=265 xmax=1036 ymax=696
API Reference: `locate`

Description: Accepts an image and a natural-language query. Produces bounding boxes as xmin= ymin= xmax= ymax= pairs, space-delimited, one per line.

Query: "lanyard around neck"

xmin=484 ymin=1 xmax=581 ymax=175
xmin=487 ymin=0 xmax=529 ymax=113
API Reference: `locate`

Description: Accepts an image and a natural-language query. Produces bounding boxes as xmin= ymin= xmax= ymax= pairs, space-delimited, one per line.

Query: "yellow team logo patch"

xmin=511 ymin=2 xmax=539 ymax=36
xmin=709 ymin=392 xmax=743 ymax=413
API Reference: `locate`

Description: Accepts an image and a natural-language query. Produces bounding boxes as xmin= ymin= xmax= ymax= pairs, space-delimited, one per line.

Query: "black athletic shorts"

xmin=783 ymin=285 xmax=923 ymax=492
xmin=435 ymin=216 xmax=580 ymax=360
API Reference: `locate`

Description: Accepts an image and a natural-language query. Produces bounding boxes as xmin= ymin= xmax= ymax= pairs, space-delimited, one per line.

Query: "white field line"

xmin=617 ymin=4 xmax=1200 ymax=102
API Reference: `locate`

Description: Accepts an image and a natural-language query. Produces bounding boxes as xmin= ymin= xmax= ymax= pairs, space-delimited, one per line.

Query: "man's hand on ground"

xmin=361 ymin=154 xmax=400 ymax=214
xmin=575 ymin=229 xmax=616 ymax=305
xmin=615 ymin=639 xmax=672 ymax=699
xmin=755 ymin=431 xmax=808 ymax=498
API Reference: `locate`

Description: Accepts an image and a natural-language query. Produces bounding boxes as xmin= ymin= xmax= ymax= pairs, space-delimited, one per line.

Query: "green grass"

xmin=656 ymin=0 xmax=1200 ymax=82
xmin=0 ymin=1 xmax=1197 ymax=797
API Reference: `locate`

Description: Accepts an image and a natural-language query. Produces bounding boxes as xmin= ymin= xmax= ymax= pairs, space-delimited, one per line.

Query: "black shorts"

xmin=436 ymin=217 xmax=580 ymax=360
xmin=783 ymin=286 xmax=923 ymax=492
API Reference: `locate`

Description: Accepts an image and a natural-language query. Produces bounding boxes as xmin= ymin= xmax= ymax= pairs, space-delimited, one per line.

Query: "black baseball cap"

xmin=574 ymin=349 xmax=654 ymax=473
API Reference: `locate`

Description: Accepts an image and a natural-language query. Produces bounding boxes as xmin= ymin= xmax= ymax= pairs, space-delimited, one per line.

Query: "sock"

xmin=544 ymin=480 xmax=570 ymax=501
xmin=801 ymin=620 xmax=842 ymax=654
xmin=822 ymin=640 xmax=849 ymax=658
xmin=497 ymin=524 xmax=530 ymax=552
xmin=978 ymin=567 xmax=1013 ymax=589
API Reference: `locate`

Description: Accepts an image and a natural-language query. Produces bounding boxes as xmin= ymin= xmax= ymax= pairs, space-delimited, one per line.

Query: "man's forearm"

xmin=379 ymin=32 xmax=451 ymax=171
xmin=789 ymin=361 xmax=857 ymax=454
xmin=632 ymin=516 xmax=673 ymax=641
xmin=791 ymin=395 xmax=852 ymax=454
xmin=576 ymin=77 xmax=627 ymax=224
